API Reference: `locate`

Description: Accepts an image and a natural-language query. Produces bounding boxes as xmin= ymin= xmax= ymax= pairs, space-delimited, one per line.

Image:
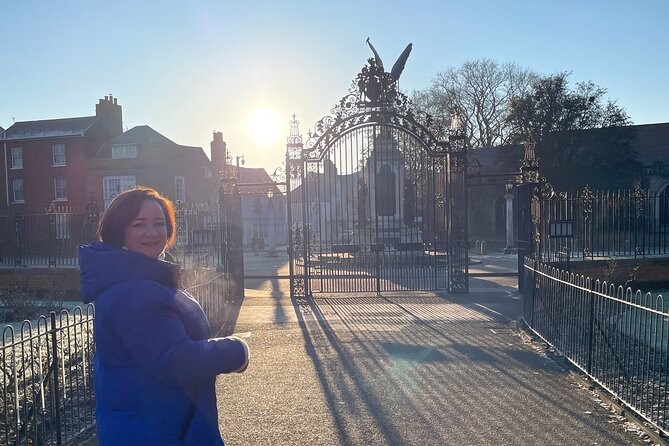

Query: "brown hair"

xmin=98 ymin=187 xmax=176 ymax=249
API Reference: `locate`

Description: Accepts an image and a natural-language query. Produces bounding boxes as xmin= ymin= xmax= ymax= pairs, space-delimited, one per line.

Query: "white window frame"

xmin=52 ymin=144 xmax=66 ymax=166
xmin=111 ymin=145 xmax=138 ymax=159
xmin=103 ymin=175 xmax=136 ymax=208
xmin=11 ymin=147 xmax=23 ymax=169
xmin=175 ymin=176 xmax=186 ymax=203
xmin=54 ymin=176 xmax=68 ymax=201
xmin=12 ymin=179 xmax=24 ymax=203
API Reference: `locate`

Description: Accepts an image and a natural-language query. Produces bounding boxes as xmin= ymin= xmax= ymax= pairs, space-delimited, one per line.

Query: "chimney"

xmin=210 ymin=131 xmax=227 ymax=176
xmin=95 ymin=95 xmax=123 ymax=139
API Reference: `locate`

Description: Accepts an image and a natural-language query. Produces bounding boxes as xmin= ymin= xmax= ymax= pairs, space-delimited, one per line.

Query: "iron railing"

xmin=0 ymin=206 xmax=98 ymax=268
xmin=523 ymin=257 xmax=669 ymax=435
xmin=172 ymin=203 xmax=223 ymax=269
xmin=182 ymin=270 xmax=228 ymax=335
xmin=541 ymin=186 xmax=669 ymax=261
xmin=1 ymin=308 xmax=95 ymax=446
xmin=0 ymin=271 xmax=229 ymax=445
xmin=0 ymin=203 xmax=227 ymax=269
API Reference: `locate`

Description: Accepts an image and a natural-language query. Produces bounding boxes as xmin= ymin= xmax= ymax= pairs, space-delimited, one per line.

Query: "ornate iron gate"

xmin=286 ymin=48 xmax=468 ymax=297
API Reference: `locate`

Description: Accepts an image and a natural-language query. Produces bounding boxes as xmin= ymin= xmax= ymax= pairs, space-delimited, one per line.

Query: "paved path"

xmin=73 ymin=251 xmax=657 ymax=445
xmin=216 ymin=267 xmax=653 ymax=445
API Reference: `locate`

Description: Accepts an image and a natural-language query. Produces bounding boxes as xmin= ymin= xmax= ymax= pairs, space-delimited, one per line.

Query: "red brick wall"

xmin=0 ymin=268 xmax=81 ymax=300
xmin=5 ymin=137 xmax=89 ymax=211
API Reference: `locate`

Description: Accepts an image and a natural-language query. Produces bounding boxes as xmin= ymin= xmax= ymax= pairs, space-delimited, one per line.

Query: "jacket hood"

xmin=79 ymin=242 xmax=180 ymax=304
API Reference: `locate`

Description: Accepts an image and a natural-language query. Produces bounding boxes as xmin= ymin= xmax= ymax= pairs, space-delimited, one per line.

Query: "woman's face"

xmin=124 ymin=199 xmax=168 ymax=258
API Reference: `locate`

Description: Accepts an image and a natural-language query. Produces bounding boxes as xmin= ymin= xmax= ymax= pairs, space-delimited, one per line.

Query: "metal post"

xmin=301 ymin=156 xmax=310 ymax=297
xmin=14 ymin=213 xmax=22 ymax=267
xmin=218 ymin=178 xmax=226 ymax=271
xmin=372 ymin=141 xmax=381 ymax=295
xmin=50 ymin=312 xmax=62 ymax=445
xmin=267 ymin=192 xmax=276 ymax=257
xmin=286 ymin=152 xmax=295 ymax=297
xmin=504 ymin=184 xmax=515 ymax=253
xmin=586 ymin=281 xmax=595 ymax=375
xmin=48 ymin=202 xmax=57 ymax=268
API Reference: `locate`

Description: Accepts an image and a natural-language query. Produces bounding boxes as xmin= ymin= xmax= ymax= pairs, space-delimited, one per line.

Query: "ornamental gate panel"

xmin=286 ymin=43 xmax=468 ymax=297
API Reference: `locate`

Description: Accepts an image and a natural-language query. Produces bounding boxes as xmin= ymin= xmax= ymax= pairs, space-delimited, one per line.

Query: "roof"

xmin=0 ymin=116 xmax=99 ymax=141
xmin=619 ymin=123 xmax=669 ymax=164
xmin=95 ymin=125 xmax=211 ymax=167
xmin=468 ymin=145 xmax=524 ymax=175
xmin=177 ymin=145 xmax=210 ymax=166
xmin=104 ymin=125 xmax=176 ymax=146
xmin=237 ymin=167 xmax=283 ymax=196
xmin=468 ymin=122 xmax=669 ymax=175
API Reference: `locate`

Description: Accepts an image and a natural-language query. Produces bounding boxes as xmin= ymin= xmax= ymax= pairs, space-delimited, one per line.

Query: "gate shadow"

xmin=291 ymin=292 xmax=630 ymax=445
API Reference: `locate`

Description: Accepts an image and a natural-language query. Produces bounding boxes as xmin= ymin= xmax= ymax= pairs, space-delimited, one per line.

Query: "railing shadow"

xmin=290 ymin=291 xmax=633 ymax=444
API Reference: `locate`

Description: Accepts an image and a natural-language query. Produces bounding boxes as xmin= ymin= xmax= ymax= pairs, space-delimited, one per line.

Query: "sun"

xmin=248 ymin=109 xmax=282 ymax=145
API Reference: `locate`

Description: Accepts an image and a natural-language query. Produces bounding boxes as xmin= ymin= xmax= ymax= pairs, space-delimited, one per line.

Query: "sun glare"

xmin=248 ymin=109 xmax=282 ymax=145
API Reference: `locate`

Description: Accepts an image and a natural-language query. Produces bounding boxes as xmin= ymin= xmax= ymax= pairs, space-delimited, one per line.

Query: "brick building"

xmin=1 ymin=97 xmax=225 ymax=213
xmin=0 ymin=96 xmax=122 ymax=213
xmin=1 ymin=99 xmax=287 ymax=255
xmin=87 ymin=125 xmax=216 ymax=207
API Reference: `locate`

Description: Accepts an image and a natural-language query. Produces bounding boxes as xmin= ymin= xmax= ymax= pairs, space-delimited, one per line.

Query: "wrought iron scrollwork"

xmin=541 ymin=180 xmax=555 ymax=199
xmin=288 ymin=160 xmax=303 ymax=180
xmin=581 ymin=185 xmax=594 ymax=215
xmin=270 ymin=161 xmax=287 ymax=184
xmin=450 ymin=270 xmax=468 ymax=293
xmin=289 ymin=224 xmax=306 ymax=298
xmin=632 ymin=183 xmax=648 ymax=217
xmin=520 ymin=138 xmax=540 ymax=184
xmin=85 ymin=193 xmax=100 ymax=226
xmin=304 ymin=46 xmax=452 ymax=160
xmin=449 ymin=153 xmax=467 ymax=173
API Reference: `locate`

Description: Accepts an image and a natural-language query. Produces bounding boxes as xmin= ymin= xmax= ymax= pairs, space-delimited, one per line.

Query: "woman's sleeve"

xmin=112 ymin=281 xmax=249 ymax=387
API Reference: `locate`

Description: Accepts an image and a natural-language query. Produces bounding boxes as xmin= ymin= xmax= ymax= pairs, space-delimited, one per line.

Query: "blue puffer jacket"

xmin=79 ymin=243 xmax=248 ymax=446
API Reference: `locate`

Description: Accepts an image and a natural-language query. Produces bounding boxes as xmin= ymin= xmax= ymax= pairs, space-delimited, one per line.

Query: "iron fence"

xmin=0 ymin=206 xmax=98 ymax=268
xmin=182 ymin=270 xmax=228 ymax=335
xmin=540 ymin=185 xmax=669 ymax=261
xmin=0 ymin=202 xmax=227 ymax=269
xmin=523 ymin=257 xmax=669 ymax=435
xmin=1 ymin=308 xmax=95 ymax=446
xmin=0 ymin=270 xmax=229 ymax=445
xmin=172 ymin=203 xmax=223 ymax=269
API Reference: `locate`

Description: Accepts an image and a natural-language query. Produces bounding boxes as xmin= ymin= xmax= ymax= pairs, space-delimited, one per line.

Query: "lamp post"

xmin=236 ymin=154 xmax=245 ymax=180
xmin=267 ymin=189 xmax=276 ymax=257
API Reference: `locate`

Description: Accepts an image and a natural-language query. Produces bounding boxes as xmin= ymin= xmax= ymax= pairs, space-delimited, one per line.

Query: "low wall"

xmin=564 ymin=257 xmax=669 ymax=289
xmin=0 ymin=268 xmax=82 ymax=300
xmin=0 ymin=267 xmax=227 ymax=302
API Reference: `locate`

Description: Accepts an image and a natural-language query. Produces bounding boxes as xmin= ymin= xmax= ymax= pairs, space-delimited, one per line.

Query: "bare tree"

xmin=412 ymin=59 xmax=537 ymax=147
xmin=506 ymin=72 xmax=637 ymax=189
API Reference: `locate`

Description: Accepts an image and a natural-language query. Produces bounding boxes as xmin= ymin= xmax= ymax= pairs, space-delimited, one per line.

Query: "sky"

xmin=1 ymin=0 xmax=667 ymax=174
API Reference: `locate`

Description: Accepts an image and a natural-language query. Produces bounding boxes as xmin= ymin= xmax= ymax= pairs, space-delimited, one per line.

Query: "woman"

xmin=79 ymin=187 xmax=249 ymax=445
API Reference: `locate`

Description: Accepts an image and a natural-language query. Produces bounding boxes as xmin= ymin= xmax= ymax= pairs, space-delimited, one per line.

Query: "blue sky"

xmin=1 ymin=0 xmax=667 ymax=172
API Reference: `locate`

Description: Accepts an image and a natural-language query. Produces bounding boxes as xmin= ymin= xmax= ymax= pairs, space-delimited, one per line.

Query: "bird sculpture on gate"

xmin=359 ymin=38 xmax=413 ymax=104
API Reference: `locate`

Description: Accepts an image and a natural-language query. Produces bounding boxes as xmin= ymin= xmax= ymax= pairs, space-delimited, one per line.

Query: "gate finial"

xmin=287 ymin=113 xmax=303 ymax=147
